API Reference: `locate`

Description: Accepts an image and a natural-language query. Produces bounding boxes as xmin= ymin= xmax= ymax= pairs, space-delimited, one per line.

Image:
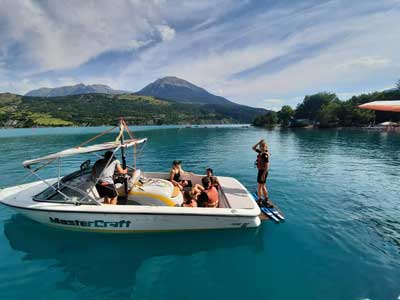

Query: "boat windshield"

xmin=33 ymin=168 xmax=98 ymax=204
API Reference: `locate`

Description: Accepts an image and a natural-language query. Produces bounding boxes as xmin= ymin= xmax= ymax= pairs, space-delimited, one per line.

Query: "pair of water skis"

xmin=252 ymin=192 xmax=285 ymax=223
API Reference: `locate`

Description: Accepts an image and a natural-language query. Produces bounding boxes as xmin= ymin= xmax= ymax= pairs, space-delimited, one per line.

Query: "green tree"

xmin=253 ymin=111 xmax=278 ymax=127
xmin=318 ymin=101 xmax=341 ymax=127
xmin=338 ymin=100 xmax=374 ymax=126
xmin=397 ymin=79 xmax=400 ymax=90
xmin=295 ymin=92 xmax=339 ymax=121
xmin=277 ymin=105 xmax=294 ymax=126
xmin=348 ymin=90 xmax=400 ymax=124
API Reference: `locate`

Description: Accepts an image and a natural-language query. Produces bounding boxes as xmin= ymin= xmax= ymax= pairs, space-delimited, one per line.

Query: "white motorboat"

xmin=0 ymin=120 xmax=261 ymax=233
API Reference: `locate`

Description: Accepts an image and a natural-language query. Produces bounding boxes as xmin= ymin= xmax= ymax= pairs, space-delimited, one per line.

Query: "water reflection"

xmin=4 ymin=215 xmax=264 ymax=294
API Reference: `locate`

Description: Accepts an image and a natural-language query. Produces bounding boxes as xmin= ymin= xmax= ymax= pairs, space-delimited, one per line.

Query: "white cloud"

xmin=0 ymin=0 xmax=183 ymax=72
xmin=128 ymin=39 xmax=152 ymax=50
xmin=156 ymin=25 xmax=175 ymax=41
xmin=336 ymin=56 xmax=391 ymax=70
xmin=262 ymin=99 xmax=285 ymax=111
xmin=0 ymin=78 xmax=50 ymax=95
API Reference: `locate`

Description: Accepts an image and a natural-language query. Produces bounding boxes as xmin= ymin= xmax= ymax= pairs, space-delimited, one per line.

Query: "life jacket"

xmin=205 ymin=186 xmax=219 ymax=207
xmin=256 ymin=151 xmax=269 ymax=170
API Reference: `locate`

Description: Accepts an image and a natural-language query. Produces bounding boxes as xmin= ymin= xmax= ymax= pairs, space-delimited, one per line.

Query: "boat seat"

xmin=217 ymin=189 xmax=231 ymax=208
xmin=218 ymin=177 xmax=254 ymax=209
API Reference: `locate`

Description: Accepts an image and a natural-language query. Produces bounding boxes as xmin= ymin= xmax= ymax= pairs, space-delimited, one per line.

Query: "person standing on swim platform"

xmin=92 ymin=151 xmax=128 ymax=205
xmin=252 ymin=139 xmax=270 ymax=205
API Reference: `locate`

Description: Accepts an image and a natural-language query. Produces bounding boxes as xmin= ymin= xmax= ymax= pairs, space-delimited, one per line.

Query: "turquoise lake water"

xmin=0 ymin=125 xmax=399 ymax=300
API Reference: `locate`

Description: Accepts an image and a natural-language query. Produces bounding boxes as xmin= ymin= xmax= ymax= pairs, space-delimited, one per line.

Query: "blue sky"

xmin=0 ymin=0 xmax=400 ymax=110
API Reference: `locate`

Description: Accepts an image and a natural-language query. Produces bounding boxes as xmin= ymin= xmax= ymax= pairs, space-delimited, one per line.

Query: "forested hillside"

xmin=0 ymin=93 xmax=263 ymax=127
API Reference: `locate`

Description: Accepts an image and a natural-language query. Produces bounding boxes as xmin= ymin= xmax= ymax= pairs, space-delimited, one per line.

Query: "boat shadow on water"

xmin=4 ymin=214 xmax=266 ymax=291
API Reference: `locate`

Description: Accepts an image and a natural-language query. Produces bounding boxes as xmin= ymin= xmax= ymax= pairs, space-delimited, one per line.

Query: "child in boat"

xmin=182 ymin=191 xmax=197 ymax=207
xmin=205 ymin=168 xmax=220 ymax=189
xmin=169 ymin=160 xmax=191 ymax=190
xmin=192 ymin=168 xmax=220 ymax=195
xmin=196 ymin=191 xmax=208 ymax=208
xmin=252 ymin=139 xmax=271 ymax=206
xmin=196 ymin=177 xmax=219 ymax=208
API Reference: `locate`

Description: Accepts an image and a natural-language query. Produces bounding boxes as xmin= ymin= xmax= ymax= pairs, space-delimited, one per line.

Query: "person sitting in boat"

xmin=169 ymin=160 xmax=191 ymax=190
xmin=252 ymin=139 xmax=270 ymax=206
xmin=196 ymin=177 xmax=219 ymax=208
xmin=205 ymin=168 xmax=220 ymax=189
xmin=196 ymin=191 xmax=208 ymax=208
xmin=182 ymin=191 xmax=197 ymax=207
xmin=92 ymin=150 xmax=128 ymax=205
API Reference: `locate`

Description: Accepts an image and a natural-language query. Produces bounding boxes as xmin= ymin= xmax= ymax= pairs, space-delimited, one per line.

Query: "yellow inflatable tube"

xmin=128 ymin=190 xmax=178 ymax=207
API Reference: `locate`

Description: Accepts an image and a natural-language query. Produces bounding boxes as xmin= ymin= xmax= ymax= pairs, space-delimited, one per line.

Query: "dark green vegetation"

xmin=253 ymin=111 xmax=277 ymax=127
xmin=277 ymin=105 xmax=294 ymax=127
xmin=253 ymin=89 xmax=400 ymax=128
xmin=0 ymin=93 xmax=266 ymax=127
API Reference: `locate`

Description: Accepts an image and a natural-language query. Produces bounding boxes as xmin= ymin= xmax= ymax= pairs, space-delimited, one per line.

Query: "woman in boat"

xmin=92 ymin=151 xmax=128 ymax=205
xmin=252 ymin=139 xmax=270 ymax=205
xmin=182 ymin=191 xmax=198 ymax=207
xmin=169 ymin=160 xmax=191 ymax=190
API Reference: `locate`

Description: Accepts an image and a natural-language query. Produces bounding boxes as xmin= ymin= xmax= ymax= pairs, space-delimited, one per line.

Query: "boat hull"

xmin=12 ymin=207 xmax=260 ymax=233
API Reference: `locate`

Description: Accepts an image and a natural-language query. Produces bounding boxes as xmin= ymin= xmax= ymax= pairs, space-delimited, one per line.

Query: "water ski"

xmin=252 ymin=192 xmax=285 ymax=221
xmin=268 ymin=205 xmax=285 ymax=221
xmin=252 ymin=192 xmax=279 ymax=222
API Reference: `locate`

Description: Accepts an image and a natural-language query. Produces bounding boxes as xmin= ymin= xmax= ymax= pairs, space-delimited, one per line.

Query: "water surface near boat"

xmin=0 ymin=126 xmax=399 ymax=300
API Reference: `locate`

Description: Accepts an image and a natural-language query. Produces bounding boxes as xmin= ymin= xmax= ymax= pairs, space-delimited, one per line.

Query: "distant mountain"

xmin=8 ymin=76 xmax=268 ymax=126
xmin=137 ymin=76 xmax=232 ymax=105
xmin=25 ymin=83 xmax=129 ymax=97
xmin=136 ymin=76 xmax=268 ymax=122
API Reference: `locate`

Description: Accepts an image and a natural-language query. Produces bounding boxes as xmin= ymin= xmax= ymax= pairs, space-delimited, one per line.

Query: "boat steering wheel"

xmin=80 ymin=160 xmax=91 ymax=171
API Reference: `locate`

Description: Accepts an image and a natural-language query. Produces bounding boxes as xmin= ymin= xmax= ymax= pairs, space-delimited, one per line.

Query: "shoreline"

xmin=0 ymin=124 xmax=251 ymax=138
xmin=0 ymin=123 xmax=251 ymax=130
xmin=254 ymin=124 xmax=400 ymax=132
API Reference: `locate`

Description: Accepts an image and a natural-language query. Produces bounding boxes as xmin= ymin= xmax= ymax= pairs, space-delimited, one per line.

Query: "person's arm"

xmin=116 ymin=163 xmax=128 ymax=174
xmin=192 ymin=184 xmax=205 ymax=194
xmin=252 ymin=139 xmax=264 ymax=152
xmin=180 ymin=166 xmax=194 ymax=176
